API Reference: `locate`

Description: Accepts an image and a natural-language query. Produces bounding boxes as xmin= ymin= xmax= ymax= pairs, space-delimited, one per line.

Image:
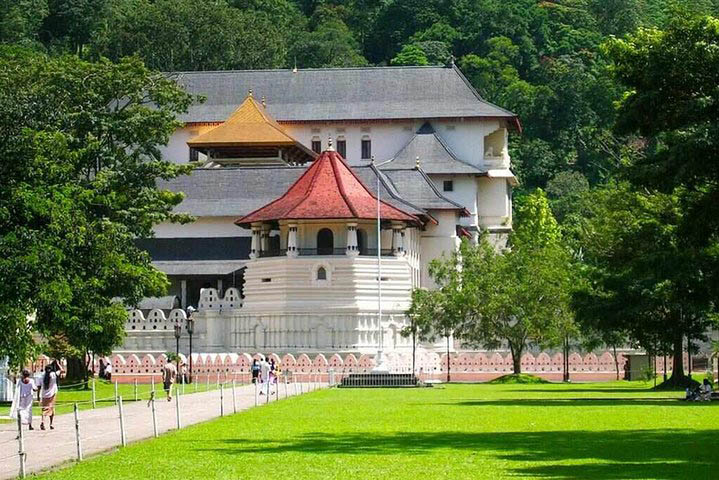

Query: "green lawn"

xmin=34 ymin=381 xmax=717 ymax=480
xmin=0 ymin=378 xmax=228 ymax=421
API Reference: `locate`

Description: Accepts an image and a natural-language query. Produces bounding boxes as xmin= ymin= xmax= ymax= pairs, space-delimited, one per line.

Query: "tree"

xmin=0 ymin=0 xmax=49 ymax=47
xmin=42 ymin=0 xmax=109 ymax=56
xmin=390 ymin=44 xmax=428 ymax=66
xmin=289 ymin=5 xmax=368 ymax=68
xmin=92 ymin=0 xmax=287 ymax=71
xmin=0 ymin=51 xmax=196 ymax=375
xmin=573 ymin=182 xmax=717 ymax=387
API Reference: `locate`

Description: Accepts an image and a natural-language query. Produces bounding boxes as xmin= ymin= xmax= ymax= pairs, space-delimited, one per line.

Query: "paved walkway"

xmin=0 ymin=381 xmax=322 ymax=479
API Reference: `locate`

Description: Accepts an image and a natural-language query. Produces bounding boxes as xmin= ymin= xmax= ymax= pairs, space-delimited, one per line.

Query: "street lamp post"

xmin=371 ymin=156 xmax=392 ymax=373
xmin=186 ymin=306 xmax=195 ymax=383
xmin=174 ymin=322 xmax=182 ymax=372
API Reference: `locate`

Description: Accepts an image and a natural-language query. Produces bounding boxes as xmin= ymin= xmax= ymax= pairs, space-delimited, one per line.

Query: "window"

xmin=311 ymin=139 xmax=322 ymax=153
xmin=317 ymin=267 xmax=327 ymax=280
xmin=443 ymin=180 xmax=454 ymax=192
xmin=337 ymin=139 xmax=347 ymax=158
xmin=361 ymin=139 xmax=372 ymax=159
xmin=189 ymin=148 xmax=199 ymax=162
xmin=317 ymin=228 xmax=334 ymax=255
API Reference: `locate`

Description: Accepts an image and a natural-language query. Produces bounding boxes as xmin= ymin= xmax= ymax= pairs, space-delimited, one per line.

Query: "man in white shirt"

xmin=259 ymin=357 xmax=271 ymax=396
xmin=163 ymin=361 xmax=177 ymax=401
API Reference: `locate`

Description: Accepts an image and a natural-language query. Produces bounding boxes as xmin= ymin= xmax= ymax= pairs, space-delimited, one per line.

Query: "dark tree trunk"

xmin=66 ymin=356 xmax=85 ymax=383
xmin=613 ymin=344 xmax=619 ymax=381
xmin=665 ymin=333 xmax=690 ymax=388
xmin=509 ymin=342 xmax=522 ymax=374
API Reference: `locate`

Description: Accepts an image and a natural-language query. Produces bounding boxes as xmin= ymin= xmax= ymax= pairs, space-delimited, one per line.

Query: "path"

xmin=0 ymin=381 xmax=322 ymax=479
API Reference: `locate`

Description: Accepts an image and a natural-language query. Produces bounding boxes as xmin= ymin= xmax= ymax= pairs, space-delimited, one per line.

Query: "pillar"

xmin=392 ymin=223 xmax=405 ymax=256
xmin=346 ymin=223 xmax=359 ymax=256
xmin=250 ymin=225 xmax=261 ymax=259
xmin=287 ymin=224 xmax=298 ymax=258
xmin=181 ymin=280 xmax=187 ymax=309
xmin=261 ymin=226 xmax=270 ymax=253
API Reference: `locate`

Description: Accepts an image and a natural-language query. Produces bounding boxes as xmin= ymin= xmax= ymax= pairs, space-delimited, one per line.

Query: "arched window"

xmin=317 ymin=228 xmax=334 ymax=255
xmin=317 ymin=267 xmax=327 ymax=280
xmin=357 ymin=228 xmax=368 ymax=255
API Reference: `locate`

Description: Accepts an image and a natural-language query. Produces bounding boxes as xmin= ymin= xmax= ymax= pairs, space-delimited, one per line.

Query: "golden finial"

xmin=261 ymin=95 xmax=266 ymax=107
xmin=327 ymin=136 xmax=334 ymax=151
xmin=415 ymin=156 xmax=420 ymax=169
xmin=248 ymin=89 xmax=253 ymax=97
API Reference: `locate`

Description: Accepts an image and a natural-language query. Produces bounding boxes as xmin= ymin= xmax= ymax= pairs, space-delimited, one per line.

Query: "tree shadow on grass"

xmin=201 ymin=429 xmax=718 ymax=479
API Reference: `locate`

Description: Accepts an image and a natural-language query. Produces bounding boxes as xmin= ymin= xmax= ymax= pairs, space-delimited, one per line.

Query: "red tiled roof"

xmin=236 ymin=149 xmax=420 ymax=226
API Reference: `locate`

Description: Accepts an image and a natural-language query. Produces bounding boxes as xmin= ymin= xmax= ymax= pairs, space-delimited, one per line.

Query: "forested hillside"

xmin=1 ymin=0 xmax=718 ymax=192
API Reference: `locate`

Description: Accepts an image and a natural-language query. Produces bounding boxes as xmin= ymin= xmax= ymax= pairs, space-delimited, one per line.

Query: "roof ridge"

xmin=173 ymin=65 xmax=453 ymax=75
xmin=329 ymin=152 xmax=359 ymax=218
xmin=414 ymin=167 xmax=470 ymax=215
xmin=369 ymin=163 xmax=437 ymax=225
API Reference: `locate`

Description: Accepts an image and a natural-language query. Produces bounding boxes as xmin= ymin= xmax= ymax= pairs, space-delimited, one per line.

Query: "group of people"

xmin=251 ymin=356 xmax=279 ymax=396
xmin=98 ymin=358 xmax=112 ymax=381
xmin=686 ymin=378 xmax=715 ymax=401
xmin=10 ymin=361 xmax=64 ymax=435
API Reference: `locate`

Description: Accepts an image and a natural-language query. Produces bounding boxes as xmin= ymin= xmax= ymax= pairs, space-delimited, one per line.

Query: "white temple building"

xmin=122 ymin=65 xmax=519 ymax=357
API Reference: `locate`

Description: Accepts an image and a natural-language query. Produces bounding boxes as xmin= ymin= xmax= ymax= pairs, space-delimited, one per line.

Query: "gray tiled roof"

xmin=161 ymin=162 xmax=466 ymax=220
xmin=383 ymin=122 xmax=481 ymax=174
xmin=173 ymin=66 xmax=515 ymax=123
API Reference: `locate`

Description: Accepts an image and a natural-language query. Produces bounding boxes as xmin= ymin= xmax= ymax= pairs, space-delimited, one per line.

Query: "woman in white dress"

xmin=10 ymin=369 xmax=37 ymax=433
xmin=40 ymin=362 xmax=63 ymax=430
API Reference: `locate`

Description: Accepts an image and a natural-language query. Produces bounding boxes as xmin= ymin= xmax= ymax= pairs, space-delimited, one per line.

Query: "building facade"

xmin=123 ymin=65 xmax=518 ymax=358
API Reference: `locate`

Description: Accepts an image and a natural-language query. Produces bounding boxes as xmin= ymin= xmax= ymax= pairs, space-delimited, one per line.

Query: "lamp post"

xmin=371 ymin=156 xmax=393 ymax=373
xmin=186 ymin=306 xmax=195 ymax=383
xmin=174 ymin=321 xmax=181 ymax=372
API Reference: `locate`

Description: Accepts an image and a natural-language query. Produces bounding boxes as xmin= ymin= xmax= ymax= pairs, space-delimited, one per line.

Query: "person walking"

xmin=163 ymin=360 xmax=178 ymax=401
xmin=251 ymin=359 xmax=260 ymax=384
xmin=258 ymin=356 xmax=270 ymax=396
xmin=269 ymin=357 xmax=277 ymax=385
xmin=40 ymin=362 xmax=63 ymax=430
xmin=105 ymin=360 xmax=112 ymax=381
xmin=11 ymin=370 xmax=37 ymax=435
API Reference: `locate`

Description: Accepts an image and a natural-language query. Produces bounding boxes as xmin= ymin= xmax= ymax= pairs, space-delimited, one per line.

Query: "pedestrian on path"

xmin=251 ymin=359 xmax=259 ymax=384
xmin=10 ymin=369 xmax=37 ymax=434
xmin=40 ymin=362 xmax=63 ymax=430
xmin=163 ymin=360 xmax=178 ymax=401
xmin=258 ymin=356 xmax=270 ymax=396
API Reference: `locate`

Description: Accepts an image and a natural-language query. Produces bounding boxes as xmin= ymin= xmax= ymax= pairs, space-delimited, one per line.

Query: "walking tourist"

xmin=258 ymin=356 xmax=270 ymax=395
xmin=105 ymin=360 xmax=112 ymax=381
xmin=269 ymin=357 xmax=277 ymax=385
xmin=251 ymin=359 xmax=260 ymax=384
xmin=40 ymin=362 xmax=63 ymax=430
xmin=11 ymin=369 xmax=37 ymax=435
xmin=163 ymin=360 xmax=178 ymax=401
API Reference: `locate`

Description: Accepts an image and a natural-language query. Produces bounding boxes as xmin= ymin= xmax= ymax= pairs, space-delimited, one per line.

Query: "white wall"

xmin=477 ymin=178 xmax=511 ymax=229
xmin=420 ymin=210 xmax=461 ymax=288
xmin=427 ymin=174 xmax=478 ymax=228
xmin=154 ymin=217 xmax=249 ymax=238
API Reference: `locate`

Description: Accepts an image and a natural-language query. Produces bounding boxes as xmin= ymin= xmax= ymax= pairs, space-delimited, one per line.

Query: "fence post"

xmin=219 ymin=383 xmax=224 ymax=417
xmin=284 ymin=376 xmax=288 ymax=399
xmin=73 ymin=403 xmax=83 ymax=461
xmin=150 ymin=391 xmax=158 ymax=438
xmin=134 ymin=379 xmax=138 ymax=402
xmin=114 ymin=380 xmax=119 ymax=405
xmin=175 ymin=385 xmax=181 ymax=429
xmin=265 ymin=379 xmax=270 ymax=404
xmin=254 ymin=379 xmax=258 ymax=406
xmin=151 ymin=375 xmax=155 ymax=394
xmin=206 ymin=374 xmax=209 ymax=392
xmin=16 ymin=411 xmax=26 ymax=478
xmin=91 ymin=378 xmax=96 ymax=409
xmin=232 ymin=380 xmax=237 ymax=414
xmin=182 ymin=372 xmax=186 ymax=395
xmin=275 ymin=377 xmax=279 ymax=402
xmin=118 ymin=396 xmax=126 ymax=447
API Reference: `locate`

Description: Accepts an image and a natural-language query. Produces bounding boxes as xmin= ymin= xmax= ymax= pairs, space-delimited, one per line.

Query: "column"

xmin=250 ymin=225 xmax=261 ymax=259
xmin=261 ymin=226 xmax=270 ymax=254
xmin=287 ymin=224 xmax=298 ymax=258
xmin=392 ymin=223 xmax=405 ymax=256
xmin=181 ymin=280 xmax=187 ymax=308
xmin=346 ymin=222 xmax=359 ymax=256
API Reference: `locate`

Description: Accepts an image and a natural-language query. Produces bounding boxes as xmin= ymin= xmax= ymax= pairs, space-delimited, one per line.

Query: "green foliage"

xmin=390 ymin=44 xmax=428 ymax=66
xmin=92 ymin=0 xmax=287 ymax=71
xmin=0 ymin=51 xmax=196 ymax=370
xmin=487 ymin=373 xmax=549 ymax=384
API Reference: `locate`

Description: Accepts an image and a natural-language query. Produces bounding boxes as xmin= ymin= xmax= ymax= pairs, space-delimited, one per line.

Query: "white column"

xmin=392 ymin=223 xmax=405 ymax=256
xmin=261 ymin=226 xmax=270 ymax=253
xmin=346 ymin=223 xmax=359 ymax=256
xmin=287 ymin=224 xmax=298 ymax=257
xmin=181 ymin=280 xmax=187 ymax=308
xmin=250 ymin=225 xmax=261 ymax=259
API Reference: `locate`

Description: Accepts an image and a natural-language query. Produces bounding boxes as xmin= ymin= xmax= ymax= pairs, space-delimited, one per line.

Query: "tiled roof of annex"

xmin=235 ymin=148 xmax=420 ymax=227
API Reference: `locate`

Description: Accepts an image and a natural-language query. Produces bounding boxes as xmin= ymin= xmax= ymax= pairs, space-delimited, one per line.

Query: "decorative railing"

xmin=256 ymin=248 xmax=396 ymax=258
